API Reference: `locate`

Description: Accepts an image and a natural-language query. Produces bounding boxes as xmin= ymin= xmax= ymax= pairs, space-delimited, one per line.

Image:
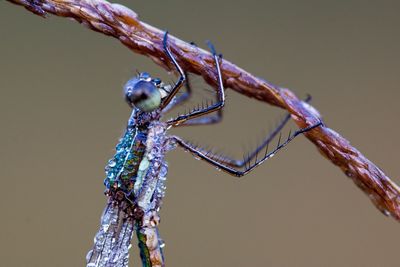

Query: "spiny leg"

xmin=192 ymin=95 xmax=313 ymax=166
xmin=167 ymin=41 xmax=225 ymax=127
xmin=180 ymin=107 xmax=222 ymax=125
xmin=159 ymin=31 xmax=186 ymax=110
xmin=173 ymin=120 xmax=323 ymax=177
xmin=164 ymin=71 xmax=223 ymax=126
xmin=173 ymin=42 xmax=223 ymax=126
xmin=189 ymin=113 xmax=291 ymax=168
xmin=160 ymin=33 xmax=222 ymax=121
xmin=162 ymin=71 xmax=192 ymax=114
xmin=176 ymin=88 xmax=223 ymax=126
xmin=164 ymin=40 xmax=201 ymax=111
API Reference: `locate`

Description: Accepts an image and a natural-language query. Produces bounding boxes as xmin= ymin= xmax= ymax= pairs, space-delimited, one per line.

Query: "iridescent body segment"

xmin=104 ymin=114 xmax=148 ymax=198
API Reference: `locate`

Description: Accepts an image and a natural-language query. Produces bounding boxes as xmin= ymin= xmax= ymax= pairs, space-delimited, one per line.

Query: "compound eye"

xmin=124 ymin=80 xmax=161 ymax=112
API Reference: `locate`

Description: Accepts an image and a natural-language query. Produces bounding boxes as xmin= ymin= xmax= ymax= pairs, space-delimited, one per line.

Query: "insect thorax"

xmin=103 ymin=109 xmax=169 ymax=216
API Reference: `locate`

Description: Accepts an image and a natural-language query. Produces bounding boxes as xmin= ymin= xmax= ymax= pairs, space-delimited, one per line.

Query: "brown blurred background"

xmin=1 ymin=1 xmax=400 ymax=266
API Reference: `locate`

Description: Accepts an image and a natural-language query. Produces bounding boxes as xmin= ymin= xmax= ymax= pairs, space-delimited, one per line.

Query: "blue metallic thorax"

xmin=104 ymin=118 xmax=148 ymax=200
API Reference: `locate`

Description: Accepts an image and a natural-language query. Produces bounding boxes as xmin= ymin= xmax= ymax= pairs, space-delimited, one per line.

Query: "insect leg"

xmin=178 ymin=108 xmax=222 ymax=125
xmin=161 ymin=71 xmax=192 ymax=113
xmin=159 ymin=31 xmax=186 ymax=110
xmin=190 ymin=113 xmax=292 ymax=168
xmin=177 ymin=77 xmax=223 ymax=126
xmin=167 ymin=41 xmax=225 ymax=127
xmin=191 ymin=96 xmax=313 ymax=165
xmin=164 ymin=71 xmax=223 ymax=126
xmin=162 ymin=39 xmax=202 ymax=113
xmin=172 ymin=120 xmax=323 ymax=177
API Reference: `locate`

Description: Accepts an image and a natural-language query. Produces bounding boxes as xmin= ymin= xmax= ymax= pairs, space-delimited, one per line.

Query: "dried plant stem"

xmin=7 ymin=0 xmax=400 ymax=221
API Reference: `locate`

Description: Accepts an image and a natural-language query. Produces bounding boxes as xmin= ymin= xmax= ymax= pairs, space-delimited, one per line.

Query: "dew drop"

xmin=159 ymin=240 xmax=166 ymax=248
xmin=102 ymin=224 xmax=110 ymax=232
xmin=382 ymin=209 xmax=391 ymax=217
xmin=108 ymin=160 xmax=117 ymax=167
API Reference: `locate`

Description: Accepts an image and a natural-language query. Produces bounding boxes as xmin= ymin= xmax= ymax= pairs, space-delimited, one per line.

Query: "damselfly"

xmin=86 ymin=32 xmax=322 ymax=267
